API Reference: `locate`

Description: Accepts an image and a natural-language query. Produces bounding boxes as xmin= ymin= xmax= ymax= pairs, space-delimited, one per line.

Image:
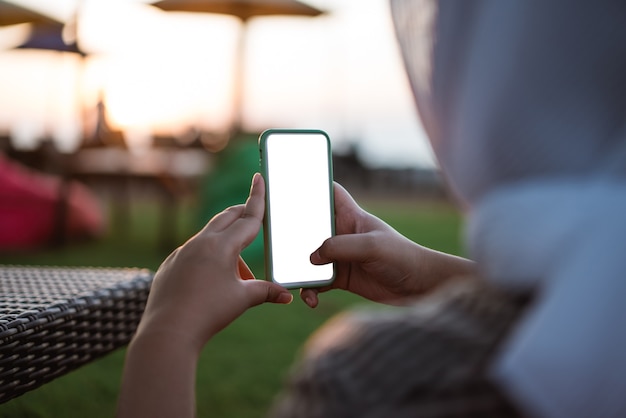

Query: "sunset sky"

xmin=0 ymin=0 xmax=436 ymax=168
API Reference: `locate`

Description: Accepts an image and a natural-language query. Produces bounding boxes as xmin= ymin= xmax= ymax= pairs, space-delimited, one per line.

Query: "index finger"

xmin=224 ymin=173 xmax=266 ymax=250
xmin=300 ymin=286 xmax=334 ymax=308
xmin=202 ymin=204 xmax=245 ymax=233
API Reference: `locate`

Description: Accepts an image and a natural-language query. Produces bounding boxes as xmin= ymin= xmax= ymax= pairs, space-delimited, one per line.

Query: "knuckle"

xmin=192 ymin=232 xmax=227 ymax=256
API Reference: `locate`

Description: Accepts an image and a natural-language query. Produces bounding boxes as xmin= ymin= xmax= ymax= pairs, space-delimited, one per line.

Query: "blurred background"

xmin=0 ymin=0 xmax=461 ymax=416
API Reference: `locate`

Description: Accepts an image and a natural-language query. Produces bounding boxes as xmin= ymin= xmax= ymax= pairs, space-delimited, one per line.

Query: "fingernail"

xmin=278 ymin=292 xmax=293 ymax=304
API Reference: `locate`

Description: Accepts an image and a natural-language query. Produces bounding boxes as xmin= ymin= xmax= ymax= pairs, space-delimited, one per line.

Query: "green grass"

xmin=0 ymin=197 xmax=463 ymax=417
xmin=360 ymin=198 xmax=465 ymax=256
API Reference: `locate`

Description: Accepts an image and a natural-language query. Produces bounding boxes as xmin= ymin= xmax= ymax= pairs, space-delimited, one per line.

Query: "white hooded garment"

xmin=390 ymin=1 xmax=626 ymax=417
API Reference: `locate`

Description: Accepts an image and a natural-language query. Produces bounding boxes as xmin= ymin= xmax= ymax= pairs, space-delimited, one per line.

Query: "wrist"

xmin=129 ymin=328 xmax=202 ymax=363
xmin=131 ymin=314 xmax=212 ymax=362
xmin=414 ymin=245 xmax=476 ymax=293
xmin=134 ymin=302 xmax=223 ymax=356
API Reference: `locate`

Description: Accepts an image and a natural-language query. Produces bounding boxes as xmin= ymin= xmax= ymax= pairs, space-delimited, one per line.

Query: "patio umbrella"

xmin=0 ymin=0 xmax=58 ymax=27
xmin=12 ymin=12 xmax=90 ymax=148
xmin=152 ymin=0 xmax=323 ymax=21
xmin=15 ymin=20 xmax=84 ymax=55
xmin=151 ymin=0 xmax=324 ymax=133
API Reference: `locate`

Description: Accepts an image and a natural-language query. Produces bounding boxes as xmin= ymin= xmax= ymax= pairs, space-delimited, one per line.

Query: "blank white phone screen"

xmin=265 ymin=133 xmax=334 ymax=285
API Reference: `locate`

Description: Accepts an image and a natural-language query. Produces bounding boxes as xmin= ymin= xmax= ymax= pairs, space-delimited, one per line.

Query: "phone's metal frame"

xmin=258 ymin=128 xmax=336 ymax=289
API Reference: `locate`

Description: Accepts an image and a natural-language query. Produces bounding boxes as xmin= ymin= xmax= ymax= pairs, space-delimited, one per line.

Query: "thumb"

xmin=311 ymin=234 xmax=373 ymax=265
xmin=244 ymin=280 xmax=293 ymax=307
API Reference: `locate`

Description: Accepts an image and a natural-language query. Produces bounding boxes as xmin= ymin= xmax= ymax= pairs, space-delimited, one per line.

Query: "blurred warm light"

xmin=0 ymin=0 xmax=436 ymax=168
xmin=123 ymin=126 xmax=152 ymax=154
xmin=80 ymin=1 xmax=240 ymax=135
xmin=0 ymin=23 xmax=31 ymax=49
xmin=0 ymin=49 xmax=83 ymax=151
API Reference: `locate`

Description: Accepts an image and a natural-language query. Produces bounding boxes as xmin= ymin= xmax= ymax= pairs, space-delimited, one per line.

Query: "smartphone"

xmin=259 ymin=129 xmax=336 ymax=289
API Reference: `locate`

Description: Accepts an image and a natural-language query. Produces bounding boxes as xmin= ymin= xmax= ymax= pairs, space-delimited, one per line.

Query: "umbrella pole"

xmin=231 ymin=19 xmax=249 ymax=136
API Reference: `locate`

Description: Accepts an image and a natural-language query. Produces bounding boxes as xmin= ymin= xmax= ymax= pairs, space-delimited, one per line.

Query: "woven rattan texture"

xmin=0 ymin=266 xmax=153 ymax=403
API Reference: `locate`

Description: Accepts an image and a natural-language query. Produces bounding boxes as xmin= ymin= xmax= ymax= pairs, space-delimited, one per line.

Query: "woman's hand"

xmin=118 ymin=173 xmax=292 ymax=418
xmin=301 ymin=183 xmax=474 ymax=308
xmin=137 ymin=172 xmax=292 ymax=351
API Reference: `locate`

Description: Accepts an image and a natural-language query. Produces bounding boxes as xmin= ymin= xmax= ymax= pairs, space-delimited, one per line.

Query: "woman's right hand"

xmin=301 ymin=183 xmax=474 ymax=308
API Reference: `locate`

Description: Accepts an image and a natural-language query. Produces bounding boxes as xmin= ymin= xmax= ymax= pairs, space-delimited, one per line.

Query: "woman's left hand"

xmin=135 ymin=172 xmax=292 ymax=353
xmin=118 ymin=173 xmax=292 ymax=418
